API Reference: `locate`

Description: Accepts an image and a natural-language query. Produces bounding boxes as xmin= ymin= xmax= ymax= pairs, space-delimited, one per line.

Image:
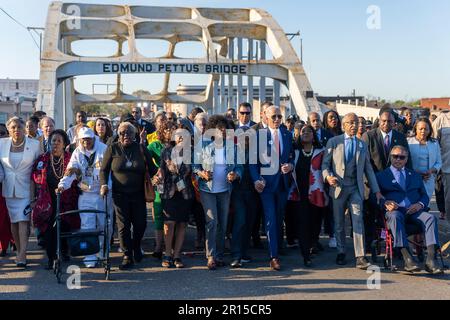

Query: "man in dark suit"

xmin=308 ymin=112 xmax=333 ymax=148
xmin=250 ymin=101 xmax=273 ymax=249
xmin=376 ymin=145 xmax=443 ymax=274
xmin=361 ymin=109 xmax=412 ymax=261
xmin=131 ymin=106 xmax=155 ymax=135
xmin=361 ymin=109 xmax=412 ymax=172
xmin=229 ymin=102 xmax=257 ymax=267
xmin=250 ymin=106 xmax=294 ymax=271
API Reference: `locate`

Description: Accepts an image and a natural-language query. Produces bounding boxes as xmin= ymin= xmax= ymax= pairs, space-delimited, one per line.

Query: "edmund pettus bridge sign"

xmin=37 ymin=2 xmax=321 ymax=127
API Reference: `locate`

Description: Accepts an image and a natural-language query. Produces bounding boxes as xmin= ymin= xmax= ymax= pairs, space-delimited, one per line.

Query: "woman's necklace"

xmin=12 ymin=138 xmax=25 ymax=148
xmin=51 ymin=154 xmax=64 ymax=179
xmin=120 ymin=144 xmax=133 ymax=168
xmin=302 ymin=146 xmax=313 ymax=157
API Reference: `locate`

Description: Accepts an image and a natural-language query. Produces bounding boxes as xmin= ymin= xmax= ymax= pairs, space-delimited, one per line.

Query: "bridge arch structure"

xmin=37 ymin=2 xmax=321 ymax=127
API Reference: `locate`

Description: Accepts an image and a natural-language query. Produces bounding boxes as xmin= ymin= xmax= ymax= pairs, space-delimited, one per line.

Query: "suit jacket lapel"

xmin=405 ymin=168 xmax=412 ymax=189
xmin=3 ymin=139 xmax=12 ymax=169
xmin=355 ymin=138 xmax=361 ymax=165
xmin=337 ymin=135 xmax=345 ymax=173
xmin=376 ymin=129 xmax=388 ymax=164
xmin=281 ymin=129 xmax=289 ymax=161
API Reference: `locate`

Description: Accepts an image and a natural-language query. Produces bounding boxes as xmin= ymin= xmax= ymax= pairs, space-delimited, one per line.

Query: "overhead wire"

xmin=0 ymin=6 xmax=41 ymax=50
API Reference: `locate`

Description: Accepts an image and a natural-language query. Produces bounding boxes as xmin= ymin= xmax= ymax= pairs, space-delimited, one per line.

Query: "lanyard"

xmin=84 ymin=152 xmax=96 ymax=168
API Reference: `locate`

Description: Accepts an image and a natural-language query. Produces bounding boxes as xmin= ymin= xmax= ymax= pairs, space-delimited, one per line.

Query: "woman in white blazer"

xmin=407 ymin=118 xmax=442 ymax=199
xmin=0 ymin=117 xmax=41 ymax=267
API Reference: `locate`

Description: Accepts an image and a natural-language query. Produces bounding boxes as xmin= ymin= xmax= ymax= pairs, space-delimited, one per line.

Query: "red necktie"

xmin=273 ymin=130 xmax=280 ymax=154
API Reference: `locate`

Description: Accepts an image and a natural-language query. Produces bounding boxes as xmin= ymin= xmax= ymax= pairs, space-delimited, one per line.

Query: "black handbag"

xmin=67 ymin=234 xmax=100 ymax=257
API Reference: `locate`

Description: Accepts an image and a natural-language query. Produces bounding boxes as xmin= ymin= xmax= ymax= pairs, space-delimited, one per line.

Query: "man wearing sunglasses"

xmin=235 ymin=102 xmax=256 ymax=130
xmin=375 ymin=145 xmax=442 ymax=274
xmin=250 ymin=106 xmax=294 ymax=271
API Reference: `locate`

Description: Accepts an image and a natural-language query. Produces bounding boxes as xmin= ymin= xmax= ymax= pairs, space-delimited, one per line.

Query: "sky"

xmin=0 ymin=0 xmax=449 ymax=101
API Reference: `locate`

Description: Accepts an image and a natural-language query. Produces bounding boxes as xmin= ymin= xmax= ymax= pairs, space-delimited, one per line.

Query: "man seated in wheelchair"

xmin=373 ymin=145 xmax=443 ymax=274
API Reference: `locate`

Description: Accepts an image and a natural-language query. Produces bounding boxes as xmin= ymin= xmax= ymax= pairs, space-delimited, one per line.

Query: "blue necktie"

xmin=398 ymin=169 xmax=411 ymax=207
xmin=346 ymin=138 xmax=354 ymax=164
xmin=398 ymin=169 xmax=406 ymax=190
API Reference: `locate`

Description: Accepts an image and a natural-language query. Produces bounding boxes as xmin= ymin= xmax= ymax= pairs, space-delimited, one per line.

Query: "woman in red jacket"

xmin=32 ymin=129 xmax=80 ymax=269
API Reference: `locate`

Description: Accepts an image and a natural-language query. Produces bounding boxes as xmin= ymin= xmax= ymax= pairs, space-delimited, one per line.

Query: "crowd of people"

xmin=0 ymin=102 xmax=447 ymax=275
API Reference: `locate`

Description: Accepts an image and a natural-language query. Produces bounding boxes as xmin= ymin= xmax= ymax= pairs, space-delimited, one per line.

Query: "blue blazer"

xmin=375 ymin=167 xmax=429 ymax=209
xmin=249 ymin=127 xmax=294 ymax=193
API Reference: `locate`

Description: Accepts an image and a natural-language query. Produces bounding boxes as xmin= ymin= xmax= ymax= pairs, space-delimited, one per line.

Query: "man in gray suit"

xmin=322 ymin=113 xmax=383 ymax=269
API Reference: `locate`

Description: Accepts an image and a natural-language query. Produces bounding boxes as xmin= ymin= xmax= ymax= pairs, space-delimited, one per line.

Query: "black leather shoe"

xmin=119 ymin=256 xmax=134 ymax=270
xmin=425 ymin=259 xmax=443 ymax=275
xmin=230 ymin=259 xmax=242 ymax=268
xmin=356 ymin=256 xmax=371 ymax=270
xmin=336 ymin=253 xmax=346 ymax=265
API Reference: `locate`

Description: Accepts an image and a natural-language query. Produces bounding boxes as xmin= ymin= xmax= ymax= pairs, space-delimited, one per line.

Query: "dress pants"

xmin=386 ymin=208 xmax=439 ymax=248
xmin=332 ymin=185 xmax=365 ymax=258
xmin=113 ymin=191 xmax=147 ymax=259
xmin=230 ymin=189 xmax=258 ymax=260
xmin=259 ymin=182 xmax=288 ymax=259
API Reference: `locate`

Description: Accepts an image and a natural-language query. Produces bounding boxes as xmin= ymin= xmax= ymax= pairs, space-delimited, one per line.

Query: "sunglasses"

xmin=240 ymin=111 xmax=251 ymax=115
xmin=391 ymin=154 xmax=407 ymax=160
xmin=271 ymin=115 xmax=283 ymax=120
xmin=118 ymin=131 xmax=132 ymax=136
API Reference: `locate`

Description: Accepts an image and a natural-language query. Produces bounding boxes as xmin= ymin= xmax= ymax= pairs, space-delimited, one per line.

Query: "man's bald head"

xmin=308 ymin=112 xmax=322 ymax=130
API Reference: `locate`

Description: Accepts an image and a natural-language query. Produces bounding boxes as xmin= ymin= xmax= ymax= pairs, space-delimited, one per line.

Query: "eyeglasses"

xmin=391 ymin=154 xmax=407 ymax=160
xmin=271 ymin=115 xmax=283 ymax=120
xmin=167 ymin=118 xmax=173 ymax=120
xmin=239 ymin=111 xmax=251 ymax=115
xmin=118 ymin=131 xmax=132 ymax=136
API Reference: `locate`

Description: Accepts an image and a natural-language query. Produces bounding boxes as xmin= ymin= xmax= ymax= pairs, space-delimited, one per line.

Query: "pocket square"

xmin=392 ymin=179 xmax=397 ymax=184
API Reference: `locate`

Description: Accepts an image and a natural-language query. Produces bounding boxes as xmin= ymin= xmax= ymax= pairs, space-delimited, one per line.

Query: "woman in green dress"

xmin=147 ymin=112 xmax=168 ymax=259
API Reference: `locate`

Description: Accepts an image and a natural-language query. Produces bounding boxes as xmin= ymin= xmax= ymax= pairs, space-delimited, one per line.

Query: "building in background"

xmin=0 ymin=79 xmax=38 ymax=123
xmin=420 ymin=98 xmax=450 ymax=112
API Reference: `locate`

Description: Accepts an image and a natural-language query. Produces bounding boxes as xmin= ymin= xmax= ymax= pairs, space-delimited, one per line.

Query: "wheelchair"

xmin=376 ymin=207 xmax=448 ymax=272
